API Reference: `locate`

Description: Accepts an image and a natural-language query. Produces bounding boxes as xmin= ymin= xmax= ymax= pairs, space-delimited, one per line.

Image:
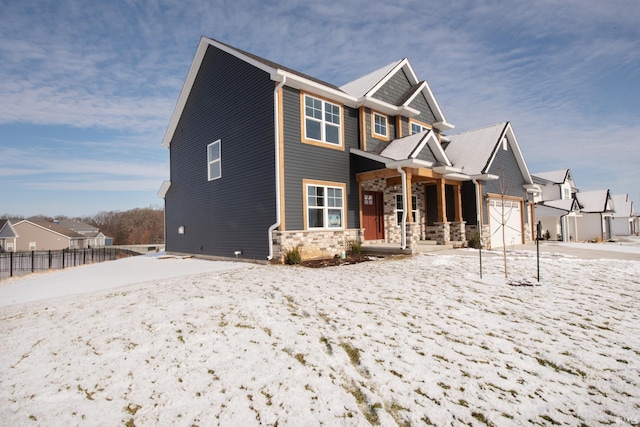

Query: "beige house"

xmin=13 ymin=220 xmax=87 ymax=251
xmin=0 ymin=219 xmax=18 ymax=252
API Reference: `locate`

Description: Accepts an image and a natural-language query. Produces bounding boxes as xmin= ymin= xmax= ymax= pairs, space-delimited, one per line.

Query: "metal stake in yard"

xmin=536 ymin=222 xmax=541 ymax=282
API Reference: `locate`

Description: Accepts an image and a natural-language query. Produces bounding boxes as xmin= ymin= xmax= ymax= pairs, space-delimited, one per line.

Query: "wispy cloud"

xmin=0 ymin=0 xmax=638 ymax=216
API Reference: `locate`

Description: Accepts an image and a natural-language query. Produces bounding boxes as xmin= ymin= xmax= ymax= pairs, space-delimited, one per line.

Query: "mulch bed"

xmin=300 ymin=254 xmax=377 ymax=268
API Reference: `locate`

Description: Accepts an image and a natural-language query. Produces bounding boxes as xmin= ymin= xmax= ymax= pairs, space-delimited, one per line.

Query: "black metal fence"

xmin=0 ymin=247 xmax=140 ymax=280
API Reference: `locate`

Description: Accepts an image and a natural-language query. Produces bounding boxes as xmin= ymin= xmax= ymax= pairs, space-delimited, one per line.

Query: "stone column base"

xmin=434 ymin=222 xmax=451 ymax=245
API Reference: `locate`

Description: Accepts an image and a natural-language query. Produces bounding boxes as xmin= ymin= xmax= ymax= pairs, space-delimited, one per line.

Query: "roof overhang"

xmin=157 ymin=180 xmax=171 ymax=198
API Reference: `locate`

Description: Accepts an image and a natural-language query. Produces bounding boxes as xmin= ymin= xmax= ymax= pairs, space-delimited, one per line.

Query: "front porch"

xmin=357 ymin=167 xmax=468 ymax=251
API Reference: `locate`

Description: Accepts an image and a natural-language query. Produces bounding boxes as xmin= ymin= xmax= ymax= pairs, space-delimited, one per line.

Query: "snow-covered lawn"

xmin=1 ymin=249 xmax=639 ymax=426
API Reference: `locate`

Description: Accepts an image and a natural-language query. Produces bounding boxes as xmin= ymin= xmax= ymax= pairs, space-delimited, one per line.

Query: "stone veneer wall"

xmin=450 ymin=221 xmax=466 ymax=243
xmin=465 ymin=224 xmax=491 ymax=249
xmin=361 ymin=178 xmax=426 ymax=244
xmin=272 ymin=229 xmax=363 ymax=262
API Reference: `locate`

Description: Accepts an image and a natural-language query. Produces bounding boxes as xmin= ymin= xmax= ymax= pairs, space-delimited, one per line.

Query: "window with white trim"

xmin=207 ymin=139 xmax=221 ymax=181
xmin=306 ymin=184 xmax=344 ymax=229
xmin=410 ymin=122 xmax=430 ymax=135
xmin=29 ymin=242 xmax=36 ymax=250
xmin=373 ymin=112 xmax=388 ymax=138
xmin=396 ymin=195 xmax=418 ymax=225
xmin=303 ymin=95 xmax=341 ymax=146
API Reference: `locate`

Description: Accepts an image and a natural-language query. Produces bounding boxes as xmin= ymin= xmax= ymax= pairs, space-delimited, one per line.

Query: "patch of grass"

xmin=433 ymin=354 xmax=450 ymax=363
xmin=421 ymin=416 xmax=434 ymax=425
xmin=540 ymin=415 xmax=561 ymax=425
xmin=389 ymin=369 xmax=403 ymax=378
xmin=340 ymin=341 xmax=361 ymax=366
xmin=472 ymin=412 xmax=496 ymax=426
xmin=234 ymin=323 xmax=254 ymax=329
xmin=320 ymin=336 xmax=333 ymax=355
xmin=125 ymin=403 xmax=141 ymax=415
xmin=437 ymin=382 xmax=451 ymax=390
xmin=295 ymin=353 xmax=306 ymax=365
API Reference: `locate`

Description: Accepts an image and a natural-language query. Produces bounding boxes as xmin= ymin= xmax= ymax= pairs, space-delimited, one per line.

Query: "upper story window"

xmin=372 ymin=112 xmax=389 ymax=139
xmin=305 ymin=181 xmax=345 ymax=230
xmin=303 ymin=94 xmax=342 ymax=148
xmin=207 ymin=139 xmax=221 ymax=181
xmin=410 ymin=120 xmax=430 ymax=135
xmin=563 ymin=188 xmax=571 ymax=199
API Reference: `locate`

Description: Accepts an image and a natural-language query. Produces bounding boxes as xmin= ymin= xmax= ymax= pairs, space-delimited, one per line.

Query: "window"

xmin=207 ymin=139 xmax=221 ymax=181
xmin=410 ymin=121 xmax=430 ymax=135
xmin=564 ymin=188 xmax=570 ymax=199
xmin=6 ymin=242 xmax=13 ymax=252
xmin=303 ymin=94 xmax=342 ymax=146
xmin=372 ymin=112 xmax=388 ymax=139
xmin=396 ymin=195 xmax=418 ymax=225
xmin=29 ymin=242 xmax=36 ymax=250
xmin=502 ymin=137 xmax=508 ymax=151
xmin=306 ymin=182 xmax=345 ymax=229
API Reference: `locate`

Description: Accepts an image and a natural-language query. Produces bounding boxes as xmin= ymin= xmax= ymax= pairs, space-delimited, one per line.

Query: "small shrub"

xmin=467 ymin=232 xmax=480 ymax=249
xmin=544 ymin=230 xmax=551 ymax=240
xmin=283 ymin=246 xmax=302 ymax=265
xmin=345 ymin=238 xmax=362 ymax=255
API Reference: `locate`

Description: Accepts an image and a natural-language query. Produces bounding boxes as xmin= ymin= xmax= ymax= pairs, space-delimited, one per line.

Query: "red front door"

xmin=363 ymin=191 xmax=384 ymax=240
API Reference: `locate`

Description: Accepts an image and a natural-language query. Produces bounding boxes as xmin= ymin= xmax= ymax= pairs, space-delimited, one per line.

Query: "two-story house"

xmin=0 ymin=219 xmax=18 ymax=252
xmin=159 ymin=37 xmax=539 ymax=262
xmin=532 ymin=169 xmax=580 ymax=241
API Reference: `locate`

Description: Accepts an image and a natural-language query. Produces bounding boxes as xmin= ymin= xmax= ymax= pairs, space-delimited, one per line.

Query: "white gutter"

xmin=267 ymin=76 xmax=287 ymax=260
xmin=397 ymin=165 xmax=407 ymax=250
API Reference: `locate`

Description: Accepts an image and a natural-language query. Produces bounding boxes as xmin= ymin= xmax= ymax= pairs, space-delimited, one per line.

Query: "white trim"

xmin=305 ymin=183 xmax=345 ymax=230
xmin=207 ymin=139 xmax=222 ymax=181
xmin=372 ymin=112 xmax=388 ymax=138
xmin=157 ymin=180 xmax=171 ymax=198
xmin=303 ymin=94 xmax=342 ymax=147
xmin=485 ymin=122 xmax=533 ymax=184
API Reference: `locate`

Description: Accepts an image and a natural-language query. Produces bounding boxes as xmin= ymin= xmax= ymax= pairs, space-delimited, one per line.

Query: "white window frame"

xmin=207 ymin=139 xmax=221 ymax=181
xmin=29 ymin=242 xmax=36 ymax=251
xmin=302 ymin=94 xmax=343 ymax=148
xmin=6 ymin=242 xmax=13 ymax=252
xmin=396 ymin=194 xmax=418 ymax=225
xmin=410 ymin=121 xmax=430 ymax=135
xmin=304 ymin=181 xmax=345 ymax=230
xmin=372 ymin=112 xmax=388 ymax=139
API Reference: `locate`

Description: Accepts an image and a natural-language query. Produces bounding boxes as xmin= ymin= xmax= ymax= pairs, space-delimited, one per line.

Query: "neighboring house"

xmin=532 ymin=169 xmax=580 ymax=241
xmin=13 ymin=220 xmax=87 ymax=251
xmin=54 ymin=219 xmax=107 ymax=247
xmin=610 ymin=194 xmax=635 ymax=237
xmin=0 ymin=219 xmax=18 ymax=252
xmin=574 ymin=190 xmax=615 ymax=242
xmin=159 ymin=37 xmax=540 ymax=261
xmin=444 ymin=122 xmax=540 ymax=250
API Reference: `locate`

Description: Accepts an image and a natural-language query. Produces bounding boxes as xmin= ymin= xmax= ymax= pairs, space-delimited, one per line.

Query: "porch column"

xmin=453 ymin=184 xmax=463 ymax=222
xmin=437 ymin=179 xmax=447 ymax=222
xmin=405 ymin=171 xmax=413 ymax=222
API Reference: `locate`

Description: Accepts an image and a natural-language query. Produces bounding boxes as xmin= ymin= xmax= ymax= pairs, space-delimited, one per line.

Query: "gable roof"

xmin=538 ymin=198 xmax=581 ymax=213
xmin=163 ymin=37 xmax=454 ymax=147
xmin=340 ymin=58 xmax=454 ymax=131
xmin=444 ymin=122 xmax=533 ymax=184
xmin=378 ymin=130 xmax=452 ymax=166
xmin=532 ymin=169 xmax=571 ymax=184
xmin=55 ymin=219 xmax=99 ymax=234
xmin=14 ymin=220 xmax=86 ymax=239
xmin=611 ymin=194 xmax=632 ymax=217
xmin=0 ymin=219 xmax=18 ymax=238
xmin=576 ymin=190 xmax=614 ymax=213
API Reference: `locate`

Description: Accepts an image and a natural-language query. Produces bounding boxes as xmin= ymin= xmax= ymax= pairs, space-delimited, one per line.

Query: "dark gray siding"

xmin=372 ymin=70 xmax=412 ymax=105
xmin=364 ymin=107 xmax=395 ymax=154
xmin=482 ymin=140 xmax=528 ymax=223
xmin=414 ymin=144 xmax=437 ymax=164
xmin=165 ymin=45 xmax=276 ymax=260
xmin=282 ymin=86 xmax=360 ymax=230
xmin=408 ymin=92 xmax=437 ymax=125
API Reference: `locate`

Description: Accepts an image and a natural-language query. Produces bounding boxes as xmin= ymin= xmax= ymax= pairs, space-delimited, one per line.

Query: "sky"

xmin=1 ymin=0 xmax=638 ymax=218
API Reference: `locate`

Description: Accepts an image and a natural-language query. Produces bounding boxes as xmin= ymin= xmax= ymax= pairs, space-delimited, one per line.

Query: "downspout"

xmin=397 ymin=165 xmax=407 ymax=250
xmin=267 ymin=75 xmax=287 ymax=260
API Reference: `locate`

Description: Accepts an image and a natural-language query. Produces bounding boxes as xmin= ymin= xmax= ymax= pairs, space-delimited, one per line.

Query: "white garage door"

xmin=489 ymin=198 xmax=522 ymax=249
